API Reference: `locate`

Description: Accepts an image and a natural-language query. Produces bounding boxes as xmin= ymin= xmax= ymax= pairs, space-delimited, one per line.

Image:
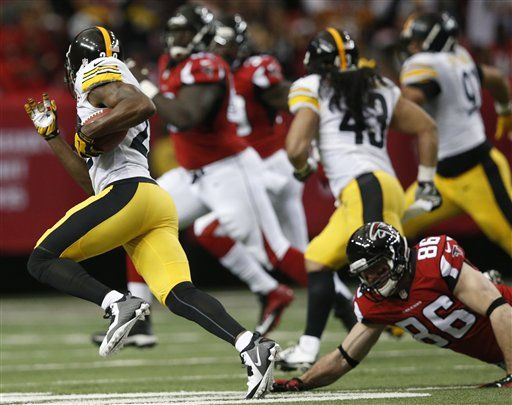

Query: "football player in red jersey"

xmin=273 ymin=222 xmax=512 ymax=391
xmin=124 ymin=5 xmax=309 ymax=336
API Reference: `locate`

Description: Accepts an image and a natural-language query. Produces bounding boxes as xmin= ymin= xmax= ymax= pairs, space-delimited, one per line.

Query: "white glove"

xmin=24 ymin=93 xmax=59 ymax=140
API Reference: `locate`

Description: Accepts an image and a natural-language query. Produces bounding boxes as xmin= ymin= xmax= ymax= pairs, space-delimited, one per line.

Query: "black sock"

xmin=166 ymin=281 xmax=246 ymax=345
xmin=333 ymin=292 xmax=357 ymax=330
xmin=27 ymin=247 xmax=111 ymax=306
xmin=304 ymin=271 xmax=335 ymax=338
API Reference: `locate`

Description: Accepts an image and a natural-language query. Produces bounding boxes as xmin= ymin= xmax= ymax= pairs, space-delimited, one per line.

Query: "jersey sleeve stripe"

xmin=82 ymin=72 xmax=122 ymax=92
xmin=400 ymin=68 xmax=438 ymax=82
xmin=83 ymin=65 xmax=120 ymax=79
xmin=289 ymin=95 xmax=320 ymax=112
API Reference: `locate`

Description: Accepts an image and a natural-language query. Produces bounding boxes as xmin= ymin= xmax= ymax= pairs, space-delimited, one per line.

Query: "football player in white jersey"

xmin=24 ymin=27 xmax=279 ymax=399
xmin=276 ymin=28 xmax=440 ymax=371
xmin=399 ymin=12 xmax=512 ymax=256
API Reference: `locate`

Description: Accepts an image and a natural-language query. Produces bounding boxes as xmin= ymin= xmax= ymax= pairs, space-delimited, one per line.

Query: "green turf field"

xmin=1 ymin=289 xmax=510 ymax=404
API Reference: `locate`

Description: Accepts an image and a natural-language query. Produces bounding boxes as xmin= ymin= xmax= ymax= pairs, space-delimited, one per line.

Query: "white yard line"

xmin=1 ymin=391 xmax=431 ymax=405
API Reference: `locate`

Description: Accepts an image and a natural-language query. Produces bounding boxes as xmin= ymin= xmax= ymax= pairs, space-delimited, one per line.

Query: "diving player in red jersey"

xmin=273 ymin=222 xmax=512 ymax=391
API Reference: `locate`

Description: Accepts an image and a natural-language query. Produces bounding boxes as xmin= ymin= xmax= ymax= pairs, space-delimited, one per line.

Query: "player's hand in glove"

xmin=480 ymin=374 xmax=512 ymax=388
xmin=24 ymin=94 xmax=59 ymax=140
xmin=415 ymin=180 xmax=442 ymax=212
xmin=293 ymin=158 xmax=317 ymax=182
xmin=74 ymin=129 xmax=102 ymax=158
xmin=272 ymin=378 xmax=305 ymax=392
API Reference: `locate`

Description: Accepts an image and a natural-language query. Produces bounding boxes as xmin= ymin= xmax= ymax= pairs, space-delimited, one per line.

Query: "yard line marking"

xmin=1 ymin=391 xmax=431 ymax=404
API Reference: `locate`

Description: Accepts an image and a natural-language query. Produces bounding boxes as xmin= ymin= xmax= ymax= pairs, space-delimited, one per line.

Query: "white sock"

xmin=299 ymin=335 xmax=321 ymax=356
xmin=235 ymin=330 xmax=254 ymax=352
xmin=220 ymin=243 xmax=278 ymax=294
xmin=101 ymin=290 xmax=124 ymax=310
xmin=128 ymin=282 xmax=153 ymax=304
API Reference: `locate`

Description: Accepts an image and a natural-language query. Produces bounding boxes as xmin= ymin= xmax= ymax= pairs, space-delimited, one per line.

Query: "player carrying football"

xmin=24 ymin=26 xmax=279 ymax=399
xmin=399 ymin=12 xmax=512 ymax=256
xmin=276 ymin=28 xmax=440 ymax=371
xmin=273 ymin=222 xmax=512 ymax=391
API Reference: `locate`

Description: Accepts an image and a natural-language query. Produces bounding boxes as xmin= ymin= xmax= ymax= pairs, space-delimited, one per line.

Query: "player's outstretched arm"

xmin=286 ymin=107 xmax=319 ymax=181
xmin=274 ymin=323 xmax=384 ymax=391
xmin=24 ymin=94 xmax=93 ymax=195
xmin=480 ymin=65 xmax=512 ymax=140
xmin=454 ymin=262 xmax=512 ymax=376
xmin=84 ymin=82 xmax=156 ymax=140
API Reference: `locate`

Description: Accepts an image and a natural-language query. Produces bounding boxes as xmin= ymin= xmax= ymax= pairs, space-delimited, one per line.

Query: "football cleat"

xmin=99 ymin=294 xmax=150 ymax=357
xmin=91 ymin=315 xmax=158 ymax=348
xmin=256 ymin=285 xmax=294 ymax=336
xmin=275 ymin=343 xmax=317 ymax=372
xmin=240 ymin=332 xmax=280 ymax=399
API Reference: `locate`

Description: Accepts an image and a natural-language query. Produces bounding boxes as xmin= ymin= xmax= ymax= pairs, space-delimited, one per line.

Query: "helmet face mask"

xmin=348 ymin=222 xmax=410 ymax=300
xmin=165 ymin=5 xmax=215 ymax=62
xmin=211 ymin=14 xmax=249 ymax=67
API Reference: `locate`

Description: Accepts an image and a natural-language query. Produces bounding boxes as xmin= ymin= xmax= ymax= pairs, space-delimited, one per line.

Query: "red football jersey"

xmin=354 ymin=235 xmax=512 ymax=365
xmin=158 ymin=52 xmax=246 ymax=169
xmin=231 ymin=55 xmax=286 ymax=158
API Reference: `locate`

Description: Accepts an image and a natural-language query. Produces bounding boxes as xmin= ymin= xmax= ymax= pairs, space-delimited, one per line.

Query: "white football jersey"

xmin=400 ymin=45 xmax=486 ymax=160
xmin=289 ymin=74 xmax=399 ymax=198
xmin=74 ymin=57 xmax=151 ymax=194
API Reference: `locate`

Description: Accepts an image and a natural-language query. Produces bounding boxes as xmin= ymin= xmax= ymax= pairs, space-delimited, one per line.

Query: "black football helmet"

xmin=65 ymin=26 xmax=123 ymax=96
xmin=347 ymin=222 xmax=410 ymax=300
xmin=399 ymin=12 xmax=459 ymax=58
xmin=164 ymin=4 xmax=215 ymax=60
xmin=212 ymin=14 xmax=250 ymax=67
xmin=304 ymin=28 xmax=358 ymax=75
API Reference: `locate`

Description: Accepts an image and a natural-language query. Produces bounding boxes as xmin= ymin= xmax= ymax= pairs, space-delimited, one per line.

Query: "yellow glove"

xmin=24 ymin=93 xmax=59 ymax=140
xmin=495 ymin=113 xmax=512 ymax=141
xmin=74 ymin=130 xmax=102 ymax=158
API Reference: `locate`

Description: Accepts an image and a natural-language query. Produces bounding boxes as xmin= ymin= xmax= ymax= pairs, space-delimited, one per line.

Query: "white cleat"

xmin=99 ymin=295 xmax=150 ymax=357
xmin=275 ymin=343 xmax=317 ymax=372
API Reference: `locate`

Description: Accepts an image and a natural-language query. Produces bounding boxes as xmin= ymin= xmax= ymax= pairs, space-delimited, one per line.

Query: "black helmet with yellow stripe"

xmin=65 ymin=26 xmax=123 ymax=93
xmin=304 ymin=28 xmax=359 ymax=75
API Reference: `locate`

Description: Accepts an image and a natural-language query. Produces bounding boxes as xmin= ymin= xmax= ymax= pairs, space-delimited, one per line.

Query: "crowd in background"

xmin=1 ymin=0 xmax=511 ymax=93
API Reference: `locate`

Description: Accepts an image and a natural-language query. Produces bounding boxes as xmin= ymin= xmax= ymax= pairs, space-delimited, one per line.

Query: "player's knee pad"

xmin=27 ymin=248 xmax=56 ymax=282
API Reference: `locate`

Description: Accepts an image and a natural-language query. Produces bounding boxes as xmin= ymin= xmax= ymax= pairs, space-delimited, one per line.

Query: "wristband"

xmin=494 ymin=101 xmax=512 ymax=115
xmin=486 ymin=296 xmax=508 ymax=317
xmin=140 ymin=80 xmax=159 ymax=100
xmin=337 ymin=345 xmax=359 ymax=368
xmin=417 ymin=165 xmax=436 ymax=182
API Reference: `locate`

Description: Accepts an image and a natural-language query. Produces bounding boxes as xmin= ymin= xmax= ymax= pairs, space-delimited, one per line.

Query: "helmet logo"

xmin=169 ymin=14 xmax=187 ymax=27
xmin=369 ymin=223 xmax=398 ymax=242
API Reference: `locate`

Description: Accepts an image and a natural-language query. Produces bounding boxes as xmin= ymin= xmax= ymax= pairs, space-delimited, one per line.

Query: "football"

xmin=83 ymin=108 xmax=128 ymax=152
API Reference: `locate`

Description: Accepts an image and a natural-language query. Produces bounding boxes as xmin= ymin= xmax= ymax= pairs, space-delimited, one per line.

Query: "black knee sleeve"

xmin=305 ymin=271 xmax=335 ymax=338
xmin=166 ymin=282 xmax=245 ymax=345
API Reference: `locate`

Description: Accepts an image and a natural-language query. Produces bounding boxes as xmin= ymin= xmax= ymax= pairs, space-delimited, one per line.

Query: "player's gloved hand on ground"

xmin=415 ymin=181 xmax=442 ymax=212
xmin=293 ymin=158 xmax=317 ymax=182
xmin=24 ymin=93 xmax=60 ymax=140
xmin=480 ymin=374 xmax=512 ymax=388
xmin=272 ymin=377 xmax=305 ymax=392
xmin=74 ymin=129 xmax=102 ymax=158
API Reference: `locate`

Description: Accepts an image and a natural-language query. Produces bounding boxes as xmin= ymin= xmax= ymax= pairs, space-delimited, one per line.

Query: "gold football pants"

xmin=404 ymin=148 xmax=512 ymax=256
xmin=305 ymin=171 xmax=405 ymax=269
xmin=36 ymin=179 xmax=191 ymax=304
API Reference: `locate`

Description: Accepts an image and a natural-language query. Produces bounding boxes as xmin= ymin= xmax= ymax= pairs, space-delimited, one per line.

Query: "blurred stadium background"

xmin=1 ymin=0 xmax=510 ymax=293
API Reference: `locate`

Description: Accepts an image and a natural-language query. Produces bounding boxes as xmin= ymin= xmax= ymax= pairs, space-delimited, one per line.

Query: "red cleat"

xmin=256 ymin=285 xmax=294 ymax=336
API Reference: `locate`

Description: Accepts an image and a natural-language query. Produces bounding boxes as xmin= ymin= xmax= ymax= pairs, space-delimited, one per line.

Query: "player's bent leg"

xmin=459 ymin=148 xmax=512 ymax=256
